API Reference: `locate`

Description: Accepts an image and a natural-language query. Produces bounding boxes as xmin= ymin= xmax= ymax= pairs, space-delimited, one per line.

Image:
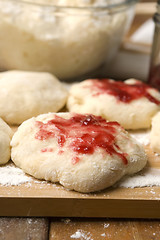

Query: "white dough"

xmin=0 ymin=118 xmax=13 ymax=164
xmin=0 ymin=0 xmax=128 ymax=80
xmin=67 ymin=79 xmax=160 ymax=130
xmin=150 ymin=111 xmax=160 ymax=153
xmin=0 ymin=70 xmax=68 ymax=125
xmin=11 ymin=112 xmax=147 ymax=193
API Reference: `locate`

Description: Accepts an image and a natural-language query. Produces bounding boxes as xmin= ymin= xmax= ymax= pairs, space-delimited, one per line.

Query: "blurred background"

xmin=107 ymin=0 xmax=157 ymax=82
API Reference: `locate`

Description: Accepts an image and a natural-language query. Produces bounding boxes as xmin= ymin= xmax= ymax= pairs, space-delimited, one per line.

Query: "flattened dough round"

xmin=150 ymin=111 xmax=160 ymax=153
xmin=0 ymin=70 xmax=68 ymax=124
xmin=0 ymin=118 xmax=13 ymax=164
xmin=11 ymin=112 xmax=147 ymax=193
xmin=67 ymin=79 xmax=160 ymax=129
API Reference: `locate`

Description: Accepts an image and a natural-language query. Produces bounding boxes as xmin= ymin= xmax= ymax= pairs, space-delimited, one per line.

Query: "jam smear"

xmin=41 ymin=147 xmax=53 ymax=153
xmin=35 ymin=114 xmax=128 ymax=165
xmin=72 ymin=156 xmax=80 ymax=165
xmin=88 ymin=79 xmax=160 ymax=104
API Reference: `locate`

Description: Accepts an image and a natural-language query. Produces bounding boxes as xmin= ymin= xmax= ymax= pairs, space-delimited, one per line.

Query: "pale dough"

xmin=11 ymin=112 xmax=147 ymax=193
xmin=150 ymin=111 xmax=160 ymax=153
xmin=0 ymin=118 xmax=13 ymax=164
xmin=67 ymin=79 xmax=160 ymax=130
xmin=0 ymin=70 xmax=68 ymax=125
xmin=0 ymin=0 xmax=127 ymax=80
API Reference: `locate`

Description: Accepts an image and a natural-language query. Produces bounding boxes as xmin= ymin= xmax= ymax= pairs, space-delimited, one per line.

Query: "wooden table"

xmin=1 ymin=1 xmax=160 ymax=239
xmin=0 ymin=217 xmax=160 ymax=239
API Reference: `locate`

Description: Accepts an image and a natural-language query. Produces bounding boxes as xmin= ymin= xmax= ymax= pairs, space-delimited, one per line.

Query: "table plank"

xmin=49 ymin=218 xmax=160 ymax=240
xmin=0 ymin=218 xmax=49 ymax=240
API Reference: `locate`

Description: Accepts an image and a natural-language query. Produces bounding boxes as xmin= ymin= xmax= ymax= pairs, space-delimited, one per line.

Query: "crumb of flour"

xmin=104 ymin=223 xmax=110 ymax=228
xmin=101 ymin=233 xmax=106 ymax=237
xmin=70 ymin=230 xmax=93 ymax=240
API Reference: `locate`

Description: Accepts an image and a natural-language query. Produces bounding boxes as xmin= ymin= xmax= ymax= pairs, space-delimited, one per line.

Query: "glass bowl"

xmin=0 ymin=0 xmax=138 ymax=81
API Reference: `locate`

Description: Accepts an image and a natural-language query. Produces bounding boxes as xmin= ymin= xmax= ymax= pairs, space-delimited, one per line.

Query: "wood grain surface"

xmin=0 ymin=217 xmax=160 ymax=240
xmin=49 ymin=217 xmax=160 ymax=240
xmin=0 ymin=218 xmax=49 ymax=240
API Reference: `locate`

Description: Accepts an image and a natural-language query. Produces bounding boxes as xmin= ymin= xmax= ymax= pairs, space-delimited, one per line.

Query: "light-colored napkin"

xmin=105 ymin=18 xmax=154 ymax=81
xmin=131 ymin=19 xmax=154 ymax=44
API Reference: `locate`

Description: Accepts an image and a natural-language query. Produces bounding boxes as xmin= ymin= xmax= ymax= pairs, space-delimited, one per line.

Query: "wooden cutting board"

xmin=0 ymin=127 xmax=160 ymax=218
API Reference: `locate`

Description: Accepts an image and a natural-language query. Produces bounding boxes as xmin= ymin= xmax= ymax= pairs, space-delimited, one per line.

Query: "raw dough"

xmin=0 ymin=118 xmax=13 ymax=164
xmin=11 ymin=112 xmax=147 ymax=193
xmin=0 ymin=70 xmax=68 ymax=125
xmin=150 ymin=111 xmax=160 ymax=153
xmin=0 ymin=0 xmax=128 ymax=80
xmin=67 ymin=78 xmax=160 ymax=130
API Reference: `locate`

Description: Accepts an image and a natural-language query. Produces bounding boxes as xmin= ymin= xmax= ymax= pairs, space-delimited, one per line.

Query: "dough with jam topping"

xmin=0 ymin=118 xmax=13 ymax=164
xmin=0 ymin=70 xmax=68 ymax=125
xmin=11 ymin=112 xmax=147 ymax=193
xmin=67 ymin=78 xmax=160 ymax=130
xmin=150 ymin=111 xmax=160 ymax=153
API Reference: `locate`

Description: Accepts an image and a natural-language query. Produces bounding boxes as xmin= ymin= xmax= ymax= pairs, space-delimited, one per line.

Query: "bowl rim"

xmin=5 ymin=0 xmax=139 ymax=11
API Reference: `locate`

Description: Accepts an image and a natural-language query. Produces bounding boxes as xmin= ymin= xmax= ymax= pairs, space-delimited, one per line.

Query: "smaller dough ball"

xmin=67 ymin=78 xmax=160 ymax=130
xmin=0 ymin=70 xmax=68 ymax=125
xmin=0 ymin=118 xmax=13 ymax=164
xmin=150 ymin=111 xmax=160 ymax=153
xmin=11 ymin=112 xmax=147 ymax=193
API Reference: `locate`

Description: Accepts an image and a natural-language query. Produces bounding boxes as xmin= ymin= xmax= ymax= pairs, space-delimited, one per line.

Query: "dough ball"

xmin=150 ymin=111 xmax=160 ymax=153
xmin=11 ymin=112 xmax=147 ymax=193
xmin=67 ymin=78 xmax=160 ymax=130
xmin=0 ymin=70 xmax=68 ymax=125
xmin=0 ymin=118 xmax=13 ymax=164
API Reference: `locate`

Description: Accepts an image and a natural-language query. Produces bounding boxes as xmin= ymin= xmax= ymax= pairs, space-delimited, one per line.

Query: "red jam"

xmin=88 ymin=79 xmax=160 ymax=104
xmin=72 ymin=156 xmax=80 ymax=165
xmin=35 ymin=114 xmax=128 ymax=165
xmin=41 ymin=148 xmax=53 ymax=153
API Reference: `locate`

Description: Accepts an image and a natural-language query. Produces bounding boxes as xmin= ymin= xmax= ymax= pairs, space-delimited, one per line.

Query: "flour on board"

xmin=118 ymin=167 xmax=160 ymax=188
xmin=0 ymin=162 xmax=32 ymax=185
xmin=0 ymin=129 xmax=160 ymax=188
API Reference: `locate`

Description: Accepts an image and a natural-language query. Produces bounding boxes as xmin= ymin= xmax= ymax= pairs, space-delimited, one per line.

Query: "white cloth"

xmin=106 ymin=18 xmax=154 ymax=81
xmin=131 ymin=19 xmax=154 ymax=44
